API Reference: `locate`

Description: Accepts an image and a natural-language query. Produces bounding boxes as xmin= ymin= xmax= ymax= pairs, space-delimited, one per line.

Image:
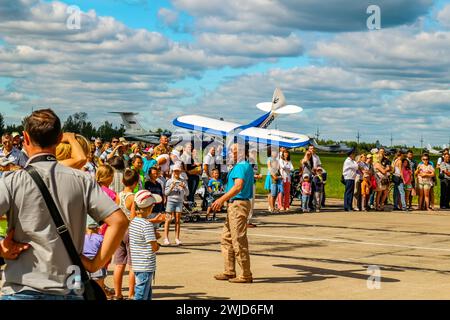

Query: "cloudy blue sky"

xmin=0 ymin=0 xmax=449 ymax=147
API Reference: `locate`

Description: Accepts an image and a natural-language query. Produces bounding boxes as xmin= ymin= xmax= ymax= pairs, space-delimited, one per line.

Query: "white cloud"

xmin=158 ymin=8 xmax=180 ymax=30
xmin=172 ymin=0 xmax=434 ymax=34
xmin=0 ymin=0 xmax=295 ymax=127
xmin=197 ymin=33 xmax=302 ymax=57
xmin=313 ymin=28 xmax=450 ymax=89
xmin=437 ymin=4 xmax=450 ymax=28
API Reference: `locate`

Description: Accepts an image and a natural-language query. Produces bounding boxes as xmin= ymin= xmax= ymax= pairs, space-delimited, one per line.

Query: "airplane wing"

xmin=173 ymin=115 xmax=241 ymax=136
xmin=238 ymin=127 xmax=310 ymax=148
xmin=174 ymin=115 xmax=309 ymax=148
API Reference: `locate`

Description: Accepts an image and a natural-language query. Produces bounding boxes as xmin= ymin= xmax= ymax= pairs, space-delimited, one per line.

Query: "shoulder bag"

xmin=25 ymin=166 xmax=107 ymax=301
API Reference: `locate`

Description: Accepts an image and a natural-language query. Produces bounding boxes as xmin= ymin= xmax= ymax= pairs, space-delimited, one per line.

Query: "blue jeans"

xmin=0 ymin=290 xmax=83 ymax=300
xmin=301 ymin=195 xmax=310 ymax=211
xmin=369 ymin=191 xmax=375 ymax=207
xmin=393 ymin=181 xmax=407 ymax=209
xmin=344 ymin=179 xmax=355 ymax=211
xmin=134 ymin=271 xmax=153 ymax=300
xmin=270 ymin=182 xmax=283 ymax=197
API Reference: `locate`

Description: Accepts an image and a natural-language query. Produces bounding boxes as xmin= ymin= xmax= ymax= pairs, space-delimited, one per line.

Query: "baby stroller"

xmin=290 ymin=169 xmax=302 ymax=205
xmin=182 ymin=201 xmax=202 ymax=223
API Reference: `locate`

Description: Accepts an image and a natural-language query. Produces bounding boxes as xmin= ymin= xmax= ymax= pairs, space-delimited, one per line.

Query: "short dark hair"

xmin=149 ymin=166 xmax=159 ymax=174
xmin=122 ymin=168 xmax=140 ymax=187
xmin=108 ymin=156 xmax=125 ymax=170
xmin=132 ymin=155 xmax=142 ymax=164
xmin=23 ymin=109 xmax=61 ymax=148
xmin=1 ymin=133 xmax=11 ymax=140
xmin=407 ymin=149 xmax=413 ymax=154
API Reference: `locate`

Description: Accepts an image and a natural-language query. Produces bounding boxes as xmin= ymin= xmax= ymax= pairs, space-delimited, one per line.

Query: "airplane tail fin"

xmin=309 ymin=138 xmax=319 ymax=147
xmin=110 ymin=112 xmax=147 ymax=135
xmin=427 ymin=143 xmax=432 ymax=150
xmin=256 ymin=88 xmax=302 ymax=114
xmin=271 ymin=88 xmax=286 ymax=111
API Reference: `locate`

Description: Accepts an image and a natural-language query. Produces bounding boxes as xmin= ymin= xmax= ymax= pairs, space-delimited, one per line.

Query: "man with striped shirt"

xmin=129 ymin=190 xmax=162 ymax=300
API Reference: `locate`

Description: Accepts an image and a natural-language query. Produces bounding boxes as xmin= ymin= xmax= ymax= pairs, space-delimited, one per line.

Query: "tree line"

xmin=0 ymin=112 xmax=126 ymax=142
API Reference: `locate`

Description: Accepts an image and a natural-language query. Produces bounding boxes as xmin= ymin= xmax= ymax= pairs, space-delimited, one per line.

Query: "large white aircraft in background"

xmin=111 ymin=112 xmax=216 ymax=147
xmin=425 ymin=144 xmax=449 ymax=155
xmin=173 ymin=88 xmax=310 ymax=148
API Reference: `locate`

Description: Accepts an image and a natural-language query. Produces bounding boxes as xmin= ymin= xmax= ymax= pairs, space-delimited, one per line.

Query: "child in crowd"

xmin=112 ymin=168 xmax=139 ymax=300
xmin=312 ymin=167 xmax=325 ymax=212
xmin=82 ymin=147 xmax=97 ymax=179
xmin=301 ymin=174 xmax=312 ymax=213
xmin=361 ymin=173 xmax=371 ymax=211
xmin=402 ymin=158 xmax=414 ymax=210
xmin=270 ymin=165 xmax=283 ymax=212
xmin=164 ymin=163 xmax=189 ymax=246
xmin=96 ymin=164 xmax=117 ymax=236
xmin=83 ymin=223 xmax=111 ymax=297
xmin=129 ymin=190 xmax=162 ymax=300
xmin=205 ymin=168 xmax=224 ymax=221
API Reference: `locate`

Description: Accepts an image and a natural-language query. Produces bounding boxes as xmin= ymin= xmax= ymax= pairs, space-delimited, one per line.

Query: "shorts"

xmin=270 ymin=183 xmax=283 ymax=197
xmin=419 ymin=182 xmax=432 ymax=190
xmin=404 ymin=184 xmax=413 ymax=191
xmin=166 ymin=201 xmax=183 ymax=213
xmin=113 ymin=230 xmax=131 ymax=265
xmin=206 ymin=196 xmax=215 ymax=207
xmin=89 ymin=267 xmax=107 ymax=280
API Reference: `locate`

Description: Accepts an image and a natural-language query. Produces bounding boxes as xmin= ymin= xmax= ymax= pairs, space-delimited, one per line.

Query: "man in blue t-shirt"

xmin=211 ymin=143 xmax=254 ymax=284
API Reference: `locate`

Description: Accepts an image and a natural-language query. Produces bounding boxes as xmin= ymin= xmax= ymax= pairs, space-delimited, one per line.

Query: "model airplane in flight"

xmin=172 ymin=88 xmax=310 ymax=148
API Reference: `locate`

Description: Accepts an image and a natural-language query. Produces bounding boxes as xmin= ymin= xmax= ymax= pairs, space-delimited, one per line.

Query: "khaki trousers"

xmin=221 ymin=200 xmax=252 ymax=279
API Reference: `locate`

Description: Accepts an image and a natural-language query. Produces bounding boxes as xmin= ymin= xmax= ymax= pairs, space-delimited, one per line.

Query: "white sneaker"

xmin=175 ymin=239 xmax=182 ymax=246
xmin=163 ymin=238 xmax=170 ymax=245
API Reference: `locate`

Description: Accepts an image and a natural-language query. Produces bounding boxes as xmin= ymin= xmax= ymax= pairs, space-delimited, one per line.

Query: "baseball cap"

xmin=119 ymin=137 xmax=129 ymax=145
xmin=134 ymin=190 xmax=162 ymax=209
xmin=316 ymin=166 xmax=323 ymax=172
xmin=367 ymin=154 xmax=373 ymax=158
xmin=347 ymin=148 xmax=356 ymax=156
xmin=11 ymin=132 xmax=20 ymax=138
xmin=303 ymin=173 xmax=310 ymax=179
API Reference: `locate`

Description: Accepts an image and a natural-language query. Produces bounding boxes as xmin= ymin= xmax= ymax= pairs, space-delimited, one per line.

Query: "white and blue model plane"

xmin=172 ymin=88 xmax=310 ymax=148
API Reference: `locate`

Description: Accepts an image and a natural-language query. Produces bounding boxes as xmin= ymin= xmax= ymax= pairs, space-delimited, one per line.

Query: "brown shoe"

xmin=228 ymin=277 xmax=253 ymax=283
xmin=214 ymin=273 xmax=236 ymax=281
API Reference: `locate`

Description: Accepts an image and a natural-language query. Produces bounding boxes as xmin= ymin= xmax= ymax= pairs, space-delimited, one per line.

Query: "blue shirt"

xmin=208 ymin=178 xmax=223 ymax=193
xmin=143 ymin=158 xmax=157 ymax=175
xmin=419 ymin=161 xmax=435 ymax=167
xmin=0 ymin=147 xmax=28 ymax=168
xmin=226 ymin=161 xmax=254 ymax=200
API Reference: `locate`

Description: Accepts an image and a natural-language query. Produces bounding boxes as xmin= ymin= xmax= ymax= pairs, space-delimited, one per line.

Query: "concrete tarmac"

xmin=107 ymin=197 xmax=450 ymax=300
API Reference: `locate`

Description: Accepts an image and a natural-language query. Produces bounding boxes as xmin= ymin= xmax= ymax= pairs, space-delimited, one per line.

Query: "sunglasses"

xmin=422 ymin=158 xmax=429 ymax=161
xmin=112 ymin=140 xmax=119 ymax=143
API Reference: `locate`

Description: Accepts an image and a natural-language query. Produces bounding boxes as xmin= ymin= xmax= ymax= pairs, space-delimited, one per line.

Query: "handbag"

xmin=25 ymin=166 xmax=107 ymax=301
xmin=370 ymin=175 xmax=377 ymax=190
